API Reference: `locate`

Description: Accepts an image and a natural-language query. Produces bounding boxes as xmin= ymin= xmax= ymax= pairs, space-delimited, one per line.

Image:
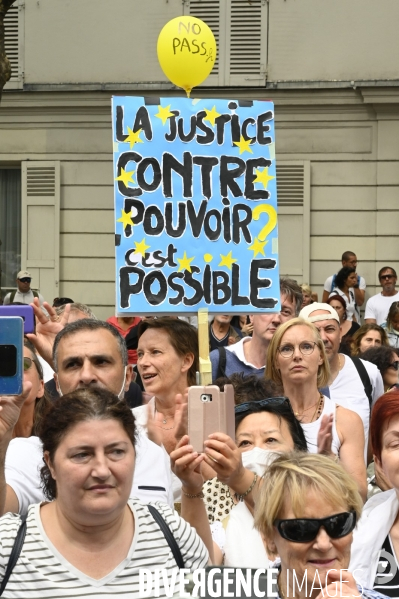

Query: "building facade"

xmin=1 ymin=0 xmax=399 ymax=318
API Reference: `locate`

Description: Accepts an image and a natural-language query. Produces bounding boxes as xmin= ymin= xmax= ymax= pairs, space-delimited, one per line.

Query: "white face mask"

xmin=56 ymin=366 xmax=128 ymax=400
xmin=241 ymin=447 xmax=280 ymax=476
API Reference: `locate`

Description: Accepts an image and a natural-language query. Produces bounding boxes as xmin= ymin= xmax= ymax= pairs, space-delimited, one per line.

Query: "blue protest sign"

xmin=112 ymin=97 xmax=280 ymax=314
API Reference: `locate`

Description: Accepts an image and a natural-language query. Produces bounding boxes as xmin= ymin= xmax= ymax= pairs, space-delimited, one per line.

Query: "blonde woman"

xmin=266 ymin=317 xmax=367 ymax=501
xmin=254 ymin=453 xmax=383 ymax=599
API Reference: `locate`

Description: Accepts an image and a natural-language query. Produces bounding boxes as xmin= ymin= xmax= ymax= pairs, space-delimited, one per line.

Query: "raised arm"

xmin=336 ymin=406 xmax=367 ymax=502
xmin=26 ymin=299 xmax=70 ymax=368
xmin=0 ymin=382 xmax=31 ymax=515
xmin=170 ymin=435 xmax=214 ymax=563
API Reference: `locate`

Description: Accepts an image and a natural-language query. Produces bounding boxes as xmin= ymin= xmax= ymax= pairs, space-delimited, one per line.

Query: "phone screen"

xmin=0 ymin=345 xmax=17 ymax=377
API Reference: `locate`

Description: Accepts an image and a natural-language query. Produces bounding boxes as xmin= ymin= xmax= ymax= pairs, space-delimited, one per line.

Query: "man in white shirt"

xmin=3 ymin=270 xmax=44 ymax=305
xmin=210 ymin=278 xmax=302 ymax=380
xmin=300 ymin=302 xmax=384 ymax=462
xmin=0 ymin=320 xmax=173 ymax=516
xmin=321 ymin=251 xmax=366 ymax=309
xmin=365 ymin=266 xmax=399 ymax=325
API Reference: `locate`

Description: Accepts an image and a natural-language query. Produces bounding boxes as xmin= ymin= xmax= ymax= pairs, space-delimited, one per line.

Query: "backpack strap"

xmin=0 ymin=514 xmax=27 ymax=596
xmin=9 ymin=290 xmax=16 ymax=304
xmin=216 ymin=346 xmax=227 ymax=379
xmin=350 ymin=356 xmax=373 ymax=409
xmin=330 ymin=274 xmax=337 ymax=292
xmin=32 ymin=291 xmax=39 ymax=299
xmin=147 ymin=504 xmax=184 ymax=569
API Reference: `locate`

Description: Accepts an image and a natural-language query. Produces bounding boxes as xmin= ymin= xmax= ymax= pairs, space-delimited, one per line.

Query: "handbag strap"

xmin=147 ymin=504 xmax=184 ymax=569
xmin=0 ymin=514 xmax=27 ymax=596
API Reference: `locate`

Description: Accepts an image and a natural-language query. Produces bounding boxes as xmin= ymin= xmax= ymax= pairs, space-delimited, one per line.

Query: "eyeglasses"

xmin=23 ymin=357 xmax=33 ymax=371
xmin=274 ymin=511 xmax=357 ymax=543
xmin=380 ymin=274 xmax=395 ymax=280
xmin=389 ymin=361 xmax=399 ymax=371
xmin=19 ymin=278 xmax=31 ymax=283
xmin=235 ymin=396 xmax=289 ymax=415
xmin=277 ymin=341 xmax=318 ymax=359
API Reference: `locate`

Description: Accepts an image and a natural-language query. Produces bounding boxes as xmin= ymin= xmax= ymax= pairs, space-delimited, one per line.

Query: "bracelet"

xmin=234 ymin=473 xmax=258 ymax=502
xmin=182 ymin=489 xmax=204 ymax=499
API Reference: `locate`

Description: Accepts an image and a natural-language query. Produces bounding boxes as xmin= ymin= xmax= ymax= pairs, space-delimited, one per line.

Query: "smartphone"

xmin=0 ymin=305 xmax=34 ymax=334
xmin=0 ymin=316 xmax=24 ymax=395
xmin=188 ymin=384 xmax=235 ymax=453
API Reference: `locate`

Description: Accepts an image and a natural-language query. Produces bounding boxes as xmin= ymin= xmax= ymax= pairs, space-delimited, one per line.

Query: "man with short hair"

xmin=300 ymin=302 xmax=384 ymax=461
xmin=0 ymin=319 xmax=173 ymax=516
xmin=364 ymin=266 xmax=399 ymax=325
xmin=3 ymin=270 xmax=44 ymax=305
xmin=210 ymin=278 xmax=302 ymax=380
xmin=322 ymin=251 xmax=366 ymax=308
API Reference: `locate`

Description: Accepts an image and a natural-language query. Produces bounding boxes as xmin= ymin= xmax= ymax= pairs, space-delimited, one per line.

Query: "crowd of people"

xmin=0 ymin=253 xmax=398 ymax=597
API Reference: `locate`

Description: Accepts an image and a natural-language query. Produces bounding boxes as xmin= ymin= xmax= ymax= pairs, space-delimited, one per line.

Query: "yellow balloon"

xmin=157 ymin=16 xmax=217 ymax=96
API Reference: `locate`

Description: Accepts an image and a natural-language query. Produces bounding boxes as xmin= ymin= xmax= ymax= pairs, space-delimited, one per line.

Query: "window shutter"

xmin=185 ymin=0 xmax=266 ymax=87
xmin=183 ymin=0 xmax=223 ymax=85
xmin=276 ymin=161 xmax=310 ymax=282
xmin=4 ymin=0 xmax=24 ymax=90
xmin=225 ymin=0 xmax=267 ymax=86
xmin=21 ymin=162 xmax=60 ymax=303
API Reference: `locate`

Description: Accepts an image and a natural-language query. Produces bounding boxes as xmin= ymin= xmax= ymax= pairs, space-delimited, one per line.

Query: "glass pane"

xmin=0 ymin=169 xmax=21 ymax=298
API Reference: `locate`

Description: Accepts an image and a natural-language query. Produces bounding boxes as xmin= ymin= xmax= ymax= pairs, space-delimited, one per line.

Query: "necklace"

xmin=154 ymin=406 xmax=175 ymax=430
xmin=294 ymin=398 xmax=320 ymax=417
xmin=310 ymin=393 xmax=324 ymax=422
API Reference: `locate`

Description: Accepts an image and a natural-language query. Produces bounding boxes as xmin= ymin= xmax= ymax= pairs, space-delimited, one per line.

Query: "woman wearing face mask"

xmin=170 ymin=375 xmax=308 ymax=567
xmin=381 ymin=301 xmax=399 ymax=349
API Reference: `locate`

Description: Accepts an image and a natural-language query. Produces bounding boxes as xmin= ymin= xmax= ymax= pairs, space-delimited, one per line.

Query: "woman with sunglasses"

xmin=266 ymin=318 xmax=367 ymax=501
xmin=171 ymin=375 xmax=308 ymax=567
xmin=359 ymin=346 xmax=399 ymax=393
xmin=254 ymin=452 xmax=385 ymax=599
xmin=350 ymin=390 xmax=399 ymax=594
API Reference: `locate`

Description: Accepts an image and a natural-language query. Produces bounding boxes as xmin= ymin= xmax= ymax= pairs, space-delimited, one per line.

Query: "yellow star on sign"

xmin=218 ymin=251 xmax=238 ymax=270
xmin=253 ymin=167 xmax=275 ymax=189
xmin=134 ymin=238 xmax=150 ymax=257
xmin=115 ymin=168 xmax=135 ymax=187
xmin=155 ymin=104 xmax=174 ymax=125
xmin=203 ymin=105 xmax=221 ymax=126
xmin=177 ymin=251 xmax=195 ymax=273
xmin=233 ymin=135 xmax=253 ymax=155
xmin=117 ymin=209 xmax=134 ymax=229
xmin=125 ymin=127 xmax=143 ymax=149
xmin=248 ymin=237 xmax=267 ymax=258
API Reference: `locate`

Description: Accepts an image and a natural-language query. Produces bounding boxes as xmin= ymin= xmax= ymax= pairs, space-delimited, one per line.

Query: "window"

xmin=0 ymin=169 xmax=21 ymax=297
xmin=4 ymin=0 xmax=24 ymax=90
xmin=184 ymin=0 xmax=267 ymax=86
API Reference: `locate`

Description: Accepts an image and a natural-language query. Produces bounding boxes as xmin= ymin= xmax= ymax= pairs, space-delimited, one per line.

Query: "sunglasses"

xmin=235 ymin=396 xmax=290 ymax=415
xmin=274 ymin=511 xmax=356 ymax=543
xmin=380 ymin=274 xmax=395 ymax=280
xmin=19 ymin=278 xmax=31 ymax=283
xmin=23 ymin=357 xmax=33 ymax=371
xmin=389 ymin=361 xmax=399 ymax=371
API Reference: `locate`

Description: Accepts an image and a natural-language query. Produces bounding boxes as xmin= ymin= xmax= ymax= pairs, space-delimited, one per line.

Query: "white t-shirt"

xmin=365 ymin=291 xmax=399 ymax=325
xmin=133 ymin=399 xmax=181 ymax=503
xmin=324 ymin=274 xmax=366 ymax=292
xmin=0 ymin=499 xmax=208 ymax=598
xmin=329 ymin=355 xmax=384 ymax=461
xmin=329 ymin=288 xmax=358 ymax=322
xmin=5 ymin=432 xmax=173 ymax=514
xmin=300 ymin=395 xmax=341 ymax=455
xmin=3 ymin=289 xmax=44 ymax=305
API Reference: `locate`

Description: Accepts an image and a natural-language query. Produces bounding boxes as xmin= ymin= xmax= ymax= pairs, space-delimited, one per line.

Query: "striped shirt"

xmin=0 ymin=499 xmax=208 ymax=598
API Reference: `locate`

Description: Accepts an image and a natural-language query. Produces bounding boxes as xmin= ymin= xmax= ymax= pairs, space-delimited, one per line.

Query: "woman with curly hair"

xmin=351 ymin=323 xmax=389 ymax=356
xmin=329 ymin=266 xmax=359 ymax=322
xmin=359 ymin=345 xmax=399 ymax=392
xmin=381 ymin=301 xmax=399 ymax=349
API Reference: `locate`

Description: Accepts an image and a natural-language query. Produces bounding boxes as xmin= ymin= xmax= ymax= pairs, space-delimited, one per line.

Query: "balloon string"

xmin=186 ymin=88 xmax=191 ymax=98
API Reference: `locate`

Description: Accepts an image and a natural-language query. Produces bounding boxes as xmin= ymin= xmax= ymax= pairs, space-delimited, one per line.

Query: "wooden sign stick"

xmin=197 ymin=308 xmax=212 ymax=385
